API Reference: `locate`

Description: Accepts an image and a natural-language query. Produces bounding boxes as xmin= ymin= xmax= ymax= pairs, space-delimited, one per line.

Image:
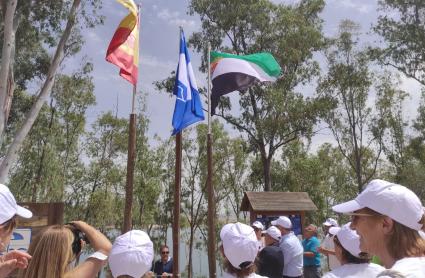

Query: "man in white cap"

xmin=257 ymin=226 xmax=284 ymax=278
xmin=251 ymin=220 xmax=265 ymax=251
xmin=220 ymin=222 xmax=266 ymax=277
xmin=318 ymin=218 xmax=340 ymax=271
xmin=272 ymin=216 xmax=303 ymax=278
xmin=0 ymin=184 xmax=33 ymax=278
xmin=108 ymin=229 xmax=154 ymax=278
xmin=332 ymin=179 xmax=425 ymax=278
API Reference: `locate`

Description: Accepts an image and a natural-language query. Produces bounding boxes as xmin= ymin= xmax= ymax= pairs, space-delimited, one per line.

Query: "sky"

xmin=68 ymin=0 xmax=422 ymax=150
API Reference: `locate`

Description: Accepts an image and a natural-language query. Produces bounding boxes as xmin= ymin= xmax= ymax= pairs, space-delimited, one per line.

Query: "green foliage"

xmin=9 ymin=65 xmax=95 ymax=203
xmin=317 ymin=20 xmax=384 ymax=192
xmin=373 ymin=0 xmax=425 ymax=85
xmin=188 ymin=0 xmax=329 ymax=191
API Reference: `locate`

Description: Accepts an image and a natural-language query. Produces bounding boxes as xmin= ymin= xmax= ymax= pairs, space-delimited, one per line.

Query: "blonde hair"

xmin=18 ymin=225 xmax=74 ymax=278
xmin=386 ymin=214 xmax=425 ymax=260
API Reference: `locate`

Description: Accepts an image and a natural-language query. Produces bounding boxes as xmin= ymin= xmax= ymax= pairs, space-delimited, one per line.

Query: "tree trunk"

xmin=261 ymin=153 xmax=271 ymax=191
xmin=0 ymin=0 xmax=81 ymax=182
xmin=0 ymin=0 xmax=17 ymax=144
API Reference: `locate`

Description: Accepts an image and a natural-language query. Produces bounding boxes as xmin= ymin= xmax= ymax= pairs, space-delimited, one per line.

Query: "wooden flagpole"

xmin=122 ymin=85 xmax=137 ymax=234
xmin=172 ymin=27 xmax=183 ymax=278
xmin=207 ymin=43 xmax=217 ymax=278
xmin=122 ymin=3 xmax=140 ymax=234
xmin=173 ymin=131 xmax=182 ymax=277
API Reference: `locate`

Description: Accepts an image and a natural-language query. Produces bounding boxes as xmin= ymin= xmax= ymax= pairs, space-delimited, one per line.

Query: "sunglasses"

xmin=162 ymin=251 xmax=169 ymax=254
xmin=347 ymin=212 xmax=376 ymax=222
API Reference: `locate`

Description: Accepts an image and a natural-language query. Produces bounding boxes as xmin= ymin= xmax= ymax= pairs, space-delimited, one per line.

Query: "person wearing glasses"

xmin=322 ymin=223 xmax=384 ymax=278
xmin=152 ymin=245 xmax=173 ymax=277
xmin=332 ymin=179 xmax=425 ymax=278
xmin=0 ymin=184 xmax=33 ymax=277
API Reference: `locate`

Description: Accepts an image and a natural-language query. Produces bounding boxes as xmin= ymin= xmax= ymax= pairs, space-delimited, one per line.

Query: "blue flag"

xmin=171 ymin=30 xmax=205 ymax=135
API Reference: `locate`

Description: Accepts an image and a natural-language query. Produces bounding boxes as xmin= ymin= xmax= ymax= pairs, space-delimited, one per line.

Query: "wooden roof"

xmin=240 ymin=191 xmax=317 ymax=212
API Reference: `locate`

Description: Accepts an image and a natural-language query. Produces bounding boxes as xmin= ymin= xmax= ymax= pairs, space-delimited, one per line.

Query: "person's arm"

xmin=304 ymin=239 xmax=319 ymax=258
xmin=65 ymin=221 xmax=112 ymax=278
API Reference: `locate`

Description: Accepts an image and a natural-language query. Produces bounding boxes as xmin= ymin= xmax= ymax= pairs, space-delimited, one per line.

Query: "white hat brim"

xmin=332 ymin=199 xmax=363 ymax=214
xmin=16 ymin=206 xmax=32 ymax=219
xmin=270 ymin=220 xmax=277 ymax=226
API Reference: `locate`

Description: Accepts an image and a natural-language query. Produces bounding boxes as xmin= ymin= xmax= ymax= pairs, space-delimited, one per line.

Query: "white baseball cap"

xmin=251 ymin=221 xmax=264 ymax=230
xmin=262 ymin=226 xmax=281 ymax=241
xmin=108 ymin=230 xmax=154 ymax=278
xmin=271 ymin=216 xmax=292 ymax=229
xmin=323 ymin=218 xmax=338 ymax=227
xmin=329 ymin=222 xmax=361 ymax=258
xmin=333 ymin=179 xmax=424 ymax=231
xmin=0 ymin=184 xmax=32 ymax=224
xmin=220 ymin=222 xmax=258 ymax=269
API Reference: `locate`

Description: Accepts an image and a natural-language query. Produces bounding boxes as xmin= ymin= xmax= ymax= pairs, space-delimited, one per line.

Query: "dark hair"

xmin=223 ymin=257 xmax=256 ymax=278
xmin=160 ymin=245 xmax=169 ymax=252
xmin=334 ymin=235 xmax=370 ymax=264
xmin=0 ymin=215 xmax=17 ymax=235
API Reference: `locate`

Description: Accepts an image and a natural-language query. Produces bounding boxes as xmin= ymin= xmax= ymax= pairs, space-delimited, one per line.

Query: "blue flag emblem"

xmin=172 ymin=30 xmax=205 ymax=135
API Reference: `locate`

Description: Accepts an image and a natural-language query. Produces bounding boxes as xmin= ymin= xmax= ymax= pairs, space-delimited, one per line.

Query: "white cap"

xmin=262 ymin=226 xmax=281 ymax=241
xmin=220 ymin=222 xmax=258 ymax=269
xmin=333 ymin=179 xmax=424 ymax=231
xmin=329 ymin=223 xmax=361 ymax=258
xmin=251 ymin=221 xmax=264 ymax=230
xmin=271 ymin=216 xmax=292 ymax=229
xmin=108 ymin=230 xmax=154 ymax=278
xmin=323 ymin=218 xmax=338 ymax=227
xmin=0 ymin=184 xmax=32 ymax=224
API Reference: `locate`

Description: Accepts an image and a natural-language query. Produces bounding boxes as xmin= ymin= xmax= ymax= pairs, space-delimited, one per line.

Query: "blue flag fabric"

xmin=171 ymin=30 xmax=205 ymax=135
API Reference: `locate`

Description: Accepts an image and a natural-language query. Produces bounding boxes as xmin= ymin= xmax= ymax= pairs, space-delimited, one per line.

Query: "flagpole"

xmin=207 ymin=42 xmax=217 ymax=278
xmin=122 ymin=4 xmax=140 ymax=234
xmin=172 ymin=27 xmax=183 ymax=278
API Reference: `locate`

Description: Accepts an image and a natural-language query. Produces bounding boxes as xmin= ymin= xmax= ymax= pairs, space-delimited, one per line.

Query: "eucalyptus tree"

xmin=8 ymin=65 xmax=95 ymax=203
xmin=317 ymin=20 xmax=387 ymax=193
xmin=188 ymin=0 xmax=329 ymax=191
xmin=372 ymin=0 xmax=425 ymax=86
xmin=0 ymin=0 xmax=104 ymax=181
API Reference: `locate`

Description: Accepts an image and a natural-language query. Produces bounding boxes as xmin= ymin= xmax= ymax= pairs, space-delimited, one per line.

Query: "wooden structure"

xmin=240 ymin=191 xmax=317 ymax=232
xmin=17 ymin=202 xmax=64 ymax=237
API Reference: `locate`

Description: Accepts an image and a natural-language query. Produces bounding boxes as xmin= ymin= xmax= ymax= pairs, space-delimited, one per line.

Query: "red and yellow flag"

xmin=106 ymin=0 xmax=139 ymax=85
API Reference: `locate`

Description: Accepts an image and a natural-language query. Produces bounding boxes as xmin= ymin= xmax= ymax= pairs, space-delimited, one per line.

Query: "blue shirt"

xmin=302 ymin=236 xmax=321 ymax=266
xmin=279 ymin=231 xmax=303 ymax=276
xmin=152 ymin=257 xmax=173 ymax=274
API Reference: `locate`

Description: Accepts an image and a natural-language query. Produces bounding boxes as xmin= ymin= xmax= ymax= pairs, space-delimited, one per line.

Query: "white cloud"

xmin=326 ymin=0 xmax=373 ymax=14
xmin=156 ymin=8 xmax=196 ymax=28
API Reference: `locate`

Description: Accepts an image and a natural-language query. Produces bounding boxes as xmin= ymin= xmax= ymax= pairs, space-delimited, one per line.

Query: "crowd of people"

xmin=0 ymin=179 xmax=424 ymax=277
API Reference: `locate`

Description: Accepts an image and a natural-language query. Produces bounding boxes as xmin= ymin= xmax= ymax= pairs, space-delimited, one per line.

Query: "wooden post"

xmin=122 ymin=86 xmax=137 ymax=234
xmin=206 ymin=43 xmax=217 ymax=278
xmin=173 ymin=132 xmax=182 ymax=277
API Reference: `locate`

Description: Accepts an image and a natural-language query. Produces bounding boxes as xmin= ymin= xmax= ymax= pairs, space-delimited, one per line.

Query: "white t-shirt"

xmin=321 ymin=234 xmax=340 ymax=270
xmin=379 ymin=257 xmax=425 ymax=278
xmin=322 ymin=263 xmax=384 ymax=278
xmin=222 ymin=271 xmax=268 ymax=278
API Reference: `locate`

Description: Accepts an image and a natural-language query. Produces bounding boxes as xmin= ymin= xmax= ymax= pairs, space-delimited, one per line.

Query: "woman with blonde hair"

xmin=18 ymin=221 xmax=111 ymax=278
xmin=333 ymin=179 xmax=425 ymax=277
